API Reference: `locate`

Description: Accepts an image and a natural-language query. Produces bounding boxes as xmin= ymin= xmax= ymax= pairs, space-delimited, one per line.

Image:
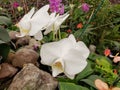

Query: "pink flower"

xmin=95 ymin=79 xmax=109 ymax=90
xmin=81 ymin=3 xmax=90 ymax=13
xmin=113 ymin=56 xmax=120 ymax=63
xmin=59 ymin=4 xmax=64 ymax=15
xmin=13 ymin=2 xmax=19 ymax=8
xmin=49 ymin=0 xmax=64 ymax=14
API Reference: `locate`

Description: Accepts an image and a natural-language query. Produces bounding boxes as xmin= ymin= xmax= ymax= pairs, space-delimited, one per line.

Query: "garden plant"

xmin=0 ymin=0 xmax=120 ymax=90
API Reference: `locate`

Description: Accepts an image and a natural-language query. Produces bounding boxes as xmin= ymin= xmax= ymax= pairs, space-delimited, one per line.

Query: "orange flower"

xmin=77 ymin=23 xmax=83 ymax=29
xmin=104 ymin=48 xmax=111 ymax=56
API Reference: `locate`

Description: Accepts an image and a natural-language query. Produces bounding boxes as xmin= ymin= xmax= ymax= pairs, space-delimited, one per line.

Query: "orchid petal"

xmin=63 ymin=48 xmax=88 ymax=79
xmin=52 ymin=58 xmax=64 ymax=77
xmin=44 ymin=12 xmax=59 ymax=35
xmin=34 ymin=31 xmax=43 ymax=40
xmin=54 ymin=13 xmax=69 ymax=33
xmin=64 ymin=73 xmax=75 ymax=79
xmin=16 ymin=8 xmax=35 ymax=37
xmin=20 ymin=7 xmax=35 ymax=22
xmin=76 ymin=41 xmax=90 ymax=58
xmin=44 ymin=23 xmax=54 ymax=35
xmin=40 ymin=37 xmax=74 ymax=65
xmin=16 ymin=33 xmax=25 ymax=38
xmin=68 ymin=35 xmax=90 ymax=59
xmin=44 ymin=13 xmax=69 ymax=35
xmin=68 ymin=34 xmax=76 ymax=44
xmin=16 ymin=22 xmax=30 ymax=37
xmin=29 ymin=5 xmax=50 ymax=36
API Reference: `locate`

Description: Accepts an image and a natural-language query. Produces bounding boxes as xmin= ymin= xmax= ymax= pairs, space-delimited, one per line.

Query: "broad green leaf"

xmin=0 ymin=26 xmax=10 ymax=44
xmin=88 ymin=53 xmax=112 ymax=64
xmin=88 ymin=53 xmax=101 ymax=61
xmin=0 ymin=44 xmax=10 ymax=62
xmin=0 ymin=16 xmax=12 ymax=26
xmin=59 ymin=82 xmax=89 ymax=90
xmin=76 ymin=61 xmax=94 ymax=81
xmin=80 ymin=75 xmax=103 ymax=89
xmin=57 ymin=77 xmax=76 ymax=83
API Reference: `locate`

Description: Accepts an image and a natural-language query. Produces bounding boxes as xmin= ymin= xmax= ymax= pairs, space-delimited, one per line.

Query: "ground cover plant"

xmin=0 ymin=0 xmax=120 ymax=90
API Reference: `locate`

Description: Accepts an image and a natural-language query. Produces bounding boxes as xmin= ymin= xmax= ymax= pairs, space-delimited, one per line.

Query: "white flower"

xmin=40 ymin=34 xmax=90 ymax=79
xmin=16 ymin=5 xmax=50 ymax=40
xmin=44 ymin=12 xmax=69 ymax=35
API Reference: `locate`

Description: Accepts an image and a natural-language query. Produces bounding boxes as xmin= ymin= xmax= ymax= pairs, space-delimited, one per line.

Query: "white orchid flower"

xmin=40 ymin=34 xmax=90 ymax=79
xmin=44 ymin=12 xmax=69 ymax=35
xmin=16 ymin=5 xmax=50 ymax=40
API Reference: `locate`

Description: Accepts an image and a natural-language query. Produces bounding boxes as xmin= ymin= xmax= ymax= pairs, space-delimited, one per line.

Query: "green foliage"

xmin=80 ymin=75 xmax=102 ymax=89
xmin=59 ymin=82 xmax=89 ymax=90
xmin=0 ymin=26 xmax=10 ymax=44
xmin=0 ymin=26 xmax=10 ymax=62
xmin=0 ymin=16 xmax=12 ymax=26
xmin=0 ymin=44 xmax=10 ymax=62
xmin=76 ymin=61 xmax=94 ymax=81
xmin=96 ymin=23 xmax=120 ymax=54
xmin=95 ymin=57 xmax=118 ymax=85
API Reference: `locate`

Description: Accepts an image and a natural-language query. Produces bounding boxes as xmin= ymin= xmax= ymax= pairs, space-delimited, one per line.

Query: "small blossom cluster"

xmin=81 ymin=3 xmax=90 ymax=13
xmin=48 ymin=0 xmax=64 ymax=14
xmin=13 ymin=2 xmax=19 ymax=8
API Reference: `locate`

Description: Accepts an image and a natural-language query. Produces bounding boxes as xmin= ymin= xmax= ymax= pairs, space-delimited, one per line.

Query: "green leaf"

xmin=0 ymin=16 xmax=12 ymax=26
xmin=57 ymin=77 xmax=76 ymax=83
xmin=80 ymin=75 xmax=103 ymax=89
xmin=0 ymin=27 xmax=10 ymax=44
xmin=61 ymin=32 xmax=68 ymax=39
xmin=88 ymin=53 xmax=101 ymax=61
xmin=0 ymin=44 xmax=10 ymax=62
xmin=59 ymin=82 xmax=89 ymax=90
xmin=76 ymin=61 xmax=94 ymax=81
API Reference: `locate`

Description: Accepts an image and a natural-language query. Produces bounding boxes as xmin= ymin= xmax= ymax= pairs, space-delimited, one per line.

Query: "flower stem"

xmin=52 ymin=25 xmax=55 ymax=41
xmin=58 ymin=29 xmax=61 ymax=40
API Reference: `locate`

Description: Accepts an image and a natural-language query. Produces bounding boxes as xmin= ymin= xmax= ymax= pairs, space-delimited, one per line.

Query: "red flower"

xmin=66 ymin=29 xmax=72 ymax=33
xmin=113 ymin=69 xmax=117 ymax=74
xmin=77 ymin=23 xmax=83 ymax=29
xmin=104 ymin=48 xmax=111 ymax=56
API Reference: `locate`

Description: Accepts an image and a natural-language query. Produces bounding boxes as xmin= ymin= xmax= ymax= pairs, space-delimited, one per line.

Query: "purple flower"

xmin=13 ymin=2 xmax=19 ymax=8
xmin=49 ymin=0 xmax=62 ymax=3
xmin=48 ymin=0 xmax=64 ymax=14
xmin=59 ymin=4 xmax=64 ymax=15
xmin=81 ymin=3 xmax=90 ymax=13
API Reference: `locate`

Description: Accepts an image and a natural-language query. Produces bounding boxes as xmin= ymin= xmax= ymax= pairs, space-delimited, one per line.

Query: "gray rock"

xmin=25 ymin=38 xmax=41 ymax=50
xmin=89 ymin=44 xmax=96 ymax=53
xmin=8 ymin=63 xmax=58 ymax=90
xmin=15 ymin=36 xmax=31 ymax=48
xmin=0 ymin=63 xmax=18 ymax=79
xmin=12 ymin=48 xmax=39 ymax=68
